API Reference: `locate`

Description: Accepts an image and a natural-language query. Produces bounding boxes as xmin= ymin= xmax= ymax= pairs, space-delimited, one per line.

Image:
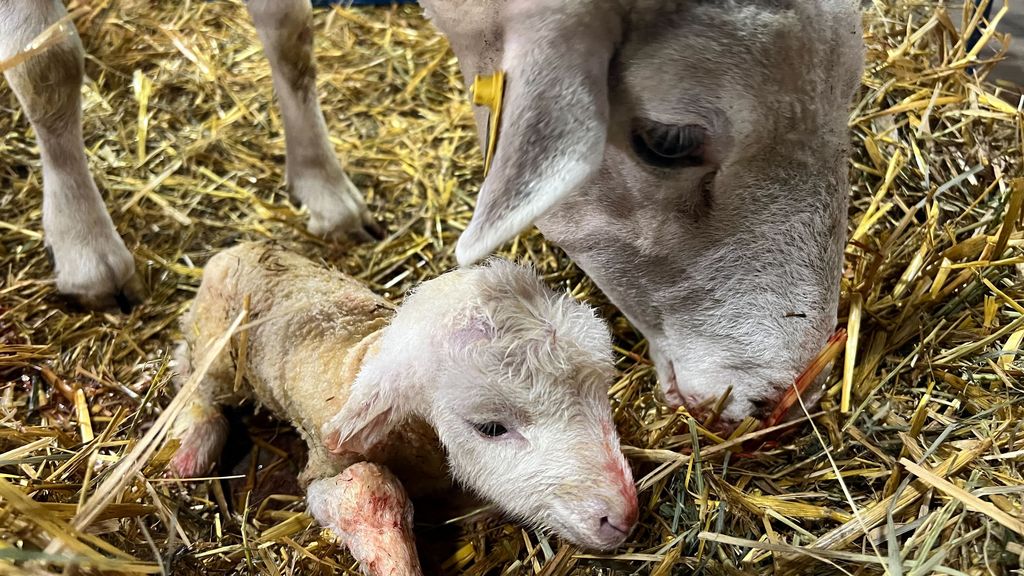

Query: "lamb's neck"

xmin=338 ymin=320 xmax=455 ymax=499
xmin=338 ymin=328 xmax=388 ymax=387
xmin=364 ymin=416 xmax=452 ymax=501
xmin=300 ymin=327 xmax=389 ymax=440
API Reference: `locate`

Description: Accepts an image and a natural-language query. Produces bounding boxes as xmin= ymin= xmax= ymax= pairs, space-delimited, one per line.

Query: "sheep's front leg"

xmin=167 ymin=268 xmax=238 ymax=479
xmin=307 ymin=462 xmax=423 ymax=576
xmin=167 ymin=396 xmax=229 ymax=479
xmin=0 ymin=0 xmax=142 ymax=310
xmin=245 ymin=0 xmax=382 ymax=242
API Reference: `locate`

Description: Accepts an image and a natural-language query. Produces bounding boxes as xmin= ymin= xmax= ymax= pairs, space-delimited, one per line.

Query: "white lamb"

xmin=168 ymin=242 xmax=638 ymax=575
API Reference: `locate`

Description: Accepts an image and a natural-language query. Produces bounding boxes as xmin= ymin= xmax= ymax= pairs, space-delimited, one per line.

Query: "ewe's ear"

xmin=322 ymin=387 xmax=402 ymax=456
xmin=454 ymin=1 xmax=623 ymax=266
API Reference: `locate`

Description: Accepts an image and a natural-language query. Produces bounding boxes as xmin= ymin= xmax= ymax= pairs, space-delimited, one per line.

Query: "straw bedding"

xmin=0 ymin=0 xmax=1021 ymax=574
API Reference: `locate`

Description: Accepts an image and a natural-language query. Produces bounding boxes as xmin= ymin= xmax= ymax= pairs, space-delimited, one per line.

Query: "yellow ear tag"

xmin=471 ymin=71 xmax=505 ymax=177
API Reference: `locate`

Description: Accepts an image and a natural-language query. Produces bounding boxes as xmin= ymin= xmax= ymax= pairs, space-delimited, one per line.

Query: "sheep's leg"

xmin=166 ymin=337 xmax=234 ymax=478
xmin=298 ymin=443 xmax=343 ymax=488
xmin=307 ymin=462 xmax=423 ymax=576
xmin=245 ymin=0 xmax=382 ymax=242
xmin=167 ymin=254 xmax=244 ymax=478
xmin=166 ymin=383 xmax=230 ymax=479
xmin=0 ymin=0 xmax=142 ymax=310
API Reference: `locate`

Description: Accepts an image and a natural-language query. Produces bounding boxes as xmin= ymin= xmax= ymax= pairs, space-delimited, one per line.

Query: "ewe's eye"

xmin=631 ymin=120 xmax=707 ymax=168
xmin=474 ymin=421 xmax=509 ymax=438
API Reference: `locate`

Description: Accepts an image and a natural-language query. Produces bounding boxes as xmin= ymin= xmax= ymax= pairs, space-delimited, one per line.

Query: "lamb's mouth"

xmin=659 ymin=360 xmax=684 ymax=408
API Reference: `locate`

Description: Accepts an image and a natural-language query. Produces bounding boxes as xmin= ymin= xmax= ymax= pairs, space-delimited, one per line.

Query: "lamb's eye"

xmin=474 ymin=422 xmax=509 ymax=438
xmin=631 ymin=120 xmax=707 ymax=168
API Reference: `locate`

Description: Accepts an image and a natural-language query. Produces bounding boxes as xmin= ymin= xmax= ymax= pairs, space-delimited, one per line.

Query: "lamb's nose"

xmin=595 ymin=499 xmax=638 ymax=548
xmin=596 ymin=515 xmax=631 ymax=547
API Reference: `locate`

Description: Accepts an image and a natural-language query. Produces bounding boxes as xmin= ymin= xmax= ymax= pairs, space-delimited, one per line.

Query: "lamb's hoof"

xmin=168 ymin=446 xmax=211 ymax=479
xmin=307 ymin=463 xmax=423 ymax=576
xmin=166 ymin=404 xmax=228 ymax=479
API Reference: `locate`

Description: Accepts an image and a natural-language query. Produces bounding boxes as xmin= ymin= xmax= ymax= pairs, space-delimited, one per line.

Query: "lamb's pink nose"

xmin=595 ymin=513 xmax=634 ymax=547
xmin=593 ymin=496 xmax=638 ymax=549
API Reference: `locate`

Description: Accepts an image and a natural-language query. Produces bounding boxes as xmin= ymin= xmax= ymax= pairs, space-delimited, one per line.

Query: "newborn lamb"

xmin=168 ymin=242 xmax=638 ymax=574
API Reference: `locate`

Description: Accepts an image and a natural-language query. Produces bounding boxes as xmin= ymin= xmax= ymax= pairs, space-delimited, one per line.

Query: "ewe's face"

xmin=432 ymin=362 xmax=637 ymax=551
xmin=541 ymin=0 xmax=863 ymax=431
xmin=421 ymin=0 xmax=864 ymax=431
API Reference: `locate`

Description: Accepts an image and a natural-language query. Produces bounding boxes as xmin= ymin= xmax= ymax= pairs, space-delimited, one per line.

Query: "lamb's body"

xmin=172 ymin=243 xmax=446 ymax=493
xmin=169 ymin=241 xmax=640 ymax=574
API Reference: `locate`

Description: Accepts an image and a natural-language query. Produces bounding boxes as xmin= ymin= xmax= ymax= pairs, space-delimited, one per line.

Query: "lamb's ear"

xmin=322 ymin=387 xmax=401 ymax=456
xmin=453 ymin=2 xmax=623 ymax=266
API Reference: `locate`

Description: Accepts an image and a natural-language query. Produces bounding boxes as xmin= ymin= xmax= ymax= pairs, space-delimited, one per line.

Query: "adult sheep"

xmin=0 ymin=0 xmax=864 ymax=430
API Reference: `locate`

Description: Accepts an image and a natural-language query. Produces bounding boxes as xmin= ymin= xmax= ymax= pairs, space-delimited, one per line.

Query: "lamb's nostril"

xmin=599 ymin=516 xmax=629 ymax=536
xmin=596 ymin=498 xmax=637 ymax=546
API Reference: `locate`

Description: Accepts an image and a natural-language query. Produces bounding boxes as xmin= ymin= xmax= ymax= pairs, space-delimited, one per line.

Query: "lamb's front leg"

xmin=0 ymin=0 xmax=142 ymax=310
xmin=307 ymin=462 xmax=423 ymax=576
xmin=167 ymin=396 xmax=229 ymax=479
xmin=246 ymin=0 xmax=382 ymax=242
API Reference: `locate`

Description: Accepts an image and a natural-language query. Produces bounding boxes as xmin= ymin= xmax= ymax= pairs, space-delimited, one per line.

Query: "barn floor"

xmin=1 ymin=1 xmax=1022 ymax=575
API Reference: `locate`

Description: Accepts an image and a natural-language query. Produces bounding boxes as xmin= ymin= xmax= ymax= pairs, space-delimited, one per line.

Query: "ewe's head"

xmin=421 ymin=0 xmax=864 ymax=431
xmin=325 ymin=260 xmax=638 ymax=551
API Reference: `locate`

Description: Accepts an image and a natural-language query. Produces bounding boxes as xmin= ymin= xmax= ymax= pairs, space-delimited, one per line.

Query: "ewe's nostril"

xmin=749 ymin=396 xmax=776 ymax=421
xmin=115 ymin=290 xmax=134 ymax=314
xmin=659 ymin=361 xmax=685 ymax=408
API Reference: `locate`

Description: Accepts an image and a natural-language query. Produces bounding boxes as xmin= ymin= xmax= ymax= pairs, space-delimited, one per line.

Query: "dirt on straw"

xmin=1 ymin=0 xmax=1023 ymax=574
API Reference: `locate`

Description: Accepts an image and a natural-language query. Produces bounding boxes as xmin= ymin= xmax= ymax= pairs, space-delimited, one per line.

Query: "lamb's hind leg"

xmin=307 ymin=462 xmax=423 ymax=576
xmin=0 ymin=0 xmax=142 ymax=310
xmin=245 ymin=0 xmax=382 ymax=242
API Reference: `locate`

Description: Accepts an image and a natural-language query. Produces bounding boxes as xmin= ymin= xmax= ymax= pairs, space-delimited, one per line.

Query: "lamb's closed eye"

xmin=473 ymin=421 xmax=509 ymax=437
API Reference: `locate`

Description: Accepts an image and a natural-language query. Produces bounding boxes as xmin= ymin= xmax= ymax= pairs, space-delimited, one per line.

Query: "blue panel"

xmin=967 ymin=0 xmax=993 ymax=52
xmin=966 ymin=0 xmax=994 ymax=74
xmin=312 ymin=0 xmax=418 ymax=6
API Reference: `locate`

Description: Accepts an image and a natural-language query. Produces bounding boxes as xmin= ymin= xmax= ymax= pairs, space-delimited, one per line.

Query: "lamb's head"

xmin=429 ymin=260 xmax=637 ymax=550
xmin=420 ymin=0 xmax=865 ymax=431
xmin=325 ymin=260 xmax=638 ymax=551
